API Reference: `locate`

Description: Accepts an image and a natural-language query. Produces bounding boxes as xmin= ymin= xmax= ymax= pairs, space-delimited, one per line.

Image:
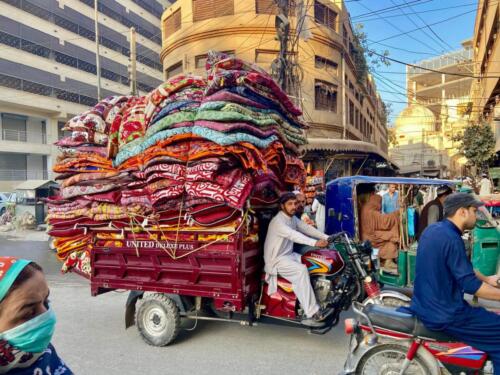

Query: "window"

xmin=345 ymin=95 xmax=349 ymax=122
xmin=166 ymin=61 xmax=183 ymax=79
xmin=349 ymin=100 xmax=354 ymax=125
xmin=1 ymin=113 xmax=27 ymax=142
xmin=314 ymin=56 xmax=338 ymax=74
xmin=256 ymin=0 xmax=295 ymax=14
xmin=164 ymin=8 xmax=182 ymax=36
xmin=314 ymin=1 xmax=337 ymax=30
xmin=20 ymin=40 xmax=50 ymax=58
xmin=481 ymin=8 xmax=499 ymax=74
xmin=343 ymin=25 xmax=348 ymax=46
xmin=54 ymin=52 xmax=78 ymax=68
xmin=0 ymin=153 xmax=27 ymax=181
xmin=196 ymin=50 xmax=235 ymax=69
xmin=314 ymin=80 xmax=337 ymax=112
xmin=192 ymin=0 xmax=234 ymax=22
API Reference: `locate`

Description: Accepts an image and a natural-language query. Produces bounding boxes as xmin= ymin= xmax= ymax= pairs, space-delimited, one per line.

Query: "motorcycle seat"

xmin=363 ymin=304 xmax=455 ymax=342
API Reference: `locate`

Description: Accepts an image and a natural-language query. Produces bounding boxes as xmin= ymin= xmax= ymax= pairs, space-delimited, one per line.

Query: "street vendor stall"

xmin=15 ymin=180 xmax=58 ymax=225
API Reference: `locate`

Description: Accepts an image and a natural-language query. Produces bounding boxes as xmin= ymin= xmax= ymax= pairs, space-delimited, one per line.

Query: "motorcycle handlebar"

xmin=328 ymin=231 xmax=348 ymax=243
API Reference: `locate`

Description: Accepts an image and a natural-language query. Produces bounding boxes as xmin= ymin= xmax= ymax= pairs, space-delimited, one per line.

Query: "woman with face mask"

xmin=0 ymin=257 xmax=72 ymax=374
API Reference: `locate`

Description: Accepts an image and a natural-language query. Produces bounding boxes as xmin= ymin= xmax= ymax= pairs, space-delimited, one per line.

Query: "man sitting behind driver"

xmin=264 ymin=192 xmax=332 ymax=327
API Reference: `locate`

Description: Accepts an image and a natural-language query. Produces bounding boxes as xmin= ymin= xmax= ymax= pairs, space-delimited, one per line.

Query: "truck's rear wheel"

xmin=135 ymin=293 xmax=180 ymax=346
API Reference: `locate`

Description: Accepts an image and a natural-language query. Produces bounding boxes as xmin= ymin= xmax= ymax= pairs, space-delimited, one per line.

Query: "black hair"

xmin=437 ymin=186 xmax=453 ymax=198
xmin=0 ymin=262 xmax=43 ymax=304
xmin=358 ymin=183 xmax=376 ymax=195
xmin=279 ymin=192 xmax=297 ymax=205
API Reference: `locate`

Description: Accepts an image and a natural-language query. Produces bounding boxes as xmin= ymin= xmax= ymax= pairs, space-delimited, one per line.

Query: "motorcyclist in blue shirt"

xmin=411 ymin=193 xmax=500 ymax=374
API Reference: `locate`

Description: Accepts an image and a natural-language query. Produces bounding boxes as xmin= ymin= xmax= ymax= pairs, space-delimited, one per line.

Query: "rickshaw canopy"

xmin=325 ymin=176 xmax=455 ymax=237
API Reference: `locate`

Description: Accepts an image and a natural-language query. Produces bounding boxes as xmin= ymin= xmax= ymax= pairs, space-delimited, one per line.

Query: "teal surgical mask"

xmin=0 ymin=308 xmax=56 ymax=353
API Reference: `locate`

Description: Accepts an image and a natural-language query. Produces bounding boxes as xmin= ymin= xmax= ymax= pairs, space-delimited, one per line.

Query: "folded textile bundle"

xmin=48 ymin=51 xmax=306 ymax=276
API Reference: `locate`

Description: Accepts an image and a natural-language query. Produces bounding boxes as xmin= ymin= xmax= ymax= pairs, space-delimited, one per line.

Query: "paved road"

xmin=0 ymin=240 xmax=351 ymax=375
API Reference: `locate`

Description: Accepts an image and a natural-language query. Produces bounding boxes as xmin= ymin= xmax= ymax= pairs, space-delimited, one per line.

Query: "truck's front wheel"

xmin=135 ymin=293 xmax=180 ymax=346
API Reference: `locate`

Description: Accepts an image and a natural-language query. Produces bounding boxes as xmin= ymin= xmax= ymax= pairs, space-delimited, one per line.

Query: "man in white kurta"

xmin=479 ymin=174 xmax=492 ymax=196
xmin=264 ymin=193 xmax=331 ymax=326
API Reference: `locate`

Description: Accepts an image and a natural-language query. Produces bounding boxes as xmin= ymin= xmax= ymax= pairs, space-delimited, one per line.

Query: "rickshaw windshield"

xmin=476 ymin=205 xmax=498 ymax=228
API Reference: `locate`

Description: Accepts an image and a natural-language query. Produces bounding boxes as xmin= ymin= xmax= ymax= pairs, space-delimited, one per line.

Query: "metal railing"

xmin=1 ymin=129 xmax=47 ymax=144
xmin=408 ymin=48 xmax=473 ymax=76
xmin=0 ymin=169 xmax=48 ymax=181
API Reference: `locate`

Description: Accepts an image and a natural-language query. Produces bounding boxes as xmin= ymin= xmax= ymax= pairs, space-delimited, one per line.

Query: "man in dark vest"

xmin=416 ymin=185 xmax=453 ymax=240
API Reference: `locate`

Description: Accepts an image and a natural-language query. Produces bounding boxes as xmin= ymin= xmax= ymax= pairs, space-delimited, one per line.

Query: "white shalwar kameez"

xmin=264 ymin=211 xmax=329 ymax=318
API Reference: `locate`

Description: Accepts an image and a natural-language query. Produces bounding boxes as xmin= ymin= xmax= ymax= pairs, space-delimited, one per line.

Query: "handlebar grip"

xmin=328 ymin=231 xmax=347 ymax=243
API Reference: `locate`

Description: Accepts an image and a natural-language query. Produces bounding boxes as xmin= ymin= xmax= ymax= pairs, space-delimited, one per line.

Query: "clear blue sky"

xmin=344 ymin=0 xmax=478 ymax=125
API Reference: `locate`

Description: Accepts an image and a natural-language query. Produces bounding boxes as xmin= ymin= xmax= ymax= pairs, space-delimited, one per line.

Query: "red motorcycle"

xmin=342 ymin=302 xmax=495 ymax=374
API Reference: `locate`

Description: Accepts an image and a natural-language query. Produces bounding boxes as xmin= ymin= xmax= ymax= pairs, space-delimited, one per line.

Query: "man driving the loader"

xmin=264 ymin=192 xmax=333 ymax=328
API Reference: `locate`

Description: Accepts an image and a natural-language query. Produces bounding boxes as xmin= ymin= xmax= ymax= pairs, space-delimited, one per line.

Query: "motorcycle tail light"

xmin=344 ymin=318 xmax=358 ymax=335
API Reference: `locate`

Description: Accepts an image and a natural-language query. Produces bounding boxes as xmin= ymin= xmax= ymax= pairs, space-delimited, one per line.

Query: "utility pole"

xmin=341 ymin=52 xmax=346 ymax=139
xmin=420 ymin=128 xmax=425 ymax=177
xmin=129 ymin=27 xmax=137 ymax=96
xmin=94 ymin=0 xmax=102 ymax=101
xmin=275 ymin=0 xmax=290 ymax=93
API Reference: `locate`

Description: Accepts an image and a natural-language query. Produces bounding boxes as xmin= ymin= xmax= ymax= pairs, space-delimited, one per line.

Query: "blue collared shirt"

xmin=410 ymin=220 xmax=482 ymax=329
xmin=382 ymin=191 xmax=399 ymax=214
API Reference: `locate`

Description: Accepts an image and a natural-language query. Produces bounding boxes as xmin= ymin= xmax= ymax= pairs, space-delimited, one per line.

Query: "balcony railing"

xmin=0 ymin=169 xmax=48 ymax=181
xmin=408 ymin=48 xmax=473 ymax=76
xmin=1 ymin=129 xmax=47 ymax=144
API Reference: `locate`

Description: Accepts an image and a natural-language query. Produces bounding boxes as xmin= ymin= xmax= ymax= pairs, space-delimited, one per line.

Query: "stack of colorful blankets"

xmin=47 ymin=52 xmax=307 ymax=276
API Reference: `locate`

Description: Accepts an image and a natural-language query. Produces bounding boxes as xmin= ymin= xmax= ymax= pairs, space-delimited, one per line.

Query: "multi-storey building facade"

xmin=160 ymin=0 xmax=389 ymax=177
xmin=471 ymin=0 xmax=500 ymax=151
xmin=390 ymin=41 xmax=473 ymax=178
xmin=0 ymin=0 xmax=168 ymax=190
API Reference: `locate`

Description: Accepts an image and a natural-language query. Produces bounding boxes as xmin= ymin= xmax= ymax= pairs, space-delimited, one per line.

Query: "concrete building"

xmin=390 ymin=41 xmax=474 ymax=178
xmin=471 ymin=0 xmax=500 ymax=150
xmin=160 ymin=0 xmax=390 ymax=178
xmin=0 ymin=0 xmax=168 ymax=191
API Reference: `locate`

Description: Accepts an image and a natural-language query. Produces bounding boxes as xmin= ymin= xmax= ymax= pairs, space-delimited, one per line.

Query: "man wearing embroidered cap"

xmin=0 ymin=256 xmax=72 ymax=374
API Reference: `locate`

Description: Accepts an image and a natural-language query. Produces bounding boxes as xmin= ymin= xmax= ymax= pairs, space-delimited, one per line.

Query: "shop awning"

xmin=398 ymin=165 xmax=441 ymax=177
xmin=15 ymin=180 xmax=56 ymax=190
xmin=302 ymin=138 xmax=392 ymax=163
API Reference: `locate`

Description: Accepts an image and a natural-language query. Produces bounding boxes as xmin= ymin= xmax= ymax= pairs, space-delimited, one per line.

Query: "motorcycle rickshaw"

xmin=473 ymin=194 xmax=500 ymax=277
xmin=325 ymin=176 xmax=455 ymax=292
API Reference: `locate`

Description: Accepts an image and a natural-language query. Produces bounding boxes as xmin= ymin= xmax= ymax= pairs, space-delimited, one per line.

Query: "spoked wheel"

xmin=135 ymin=293 xmax=180 ymax=346
xmin=356 ymin=344 xmax=433 ymax=375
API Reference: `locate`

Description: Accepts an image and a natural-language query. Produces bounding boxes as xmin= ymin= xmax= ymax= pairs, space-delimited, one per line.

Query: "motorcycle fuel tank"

xmin=302 ymin=250 xmax=345 ymax=276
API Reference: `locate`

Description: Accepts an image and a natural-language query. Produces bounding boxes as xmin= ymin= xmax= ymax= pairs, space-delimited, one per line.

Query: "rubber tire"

xmin=356 ymin=344 xmax=434 ymax=375
xmin=135 ymin=293 xmax=180 ymax=347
